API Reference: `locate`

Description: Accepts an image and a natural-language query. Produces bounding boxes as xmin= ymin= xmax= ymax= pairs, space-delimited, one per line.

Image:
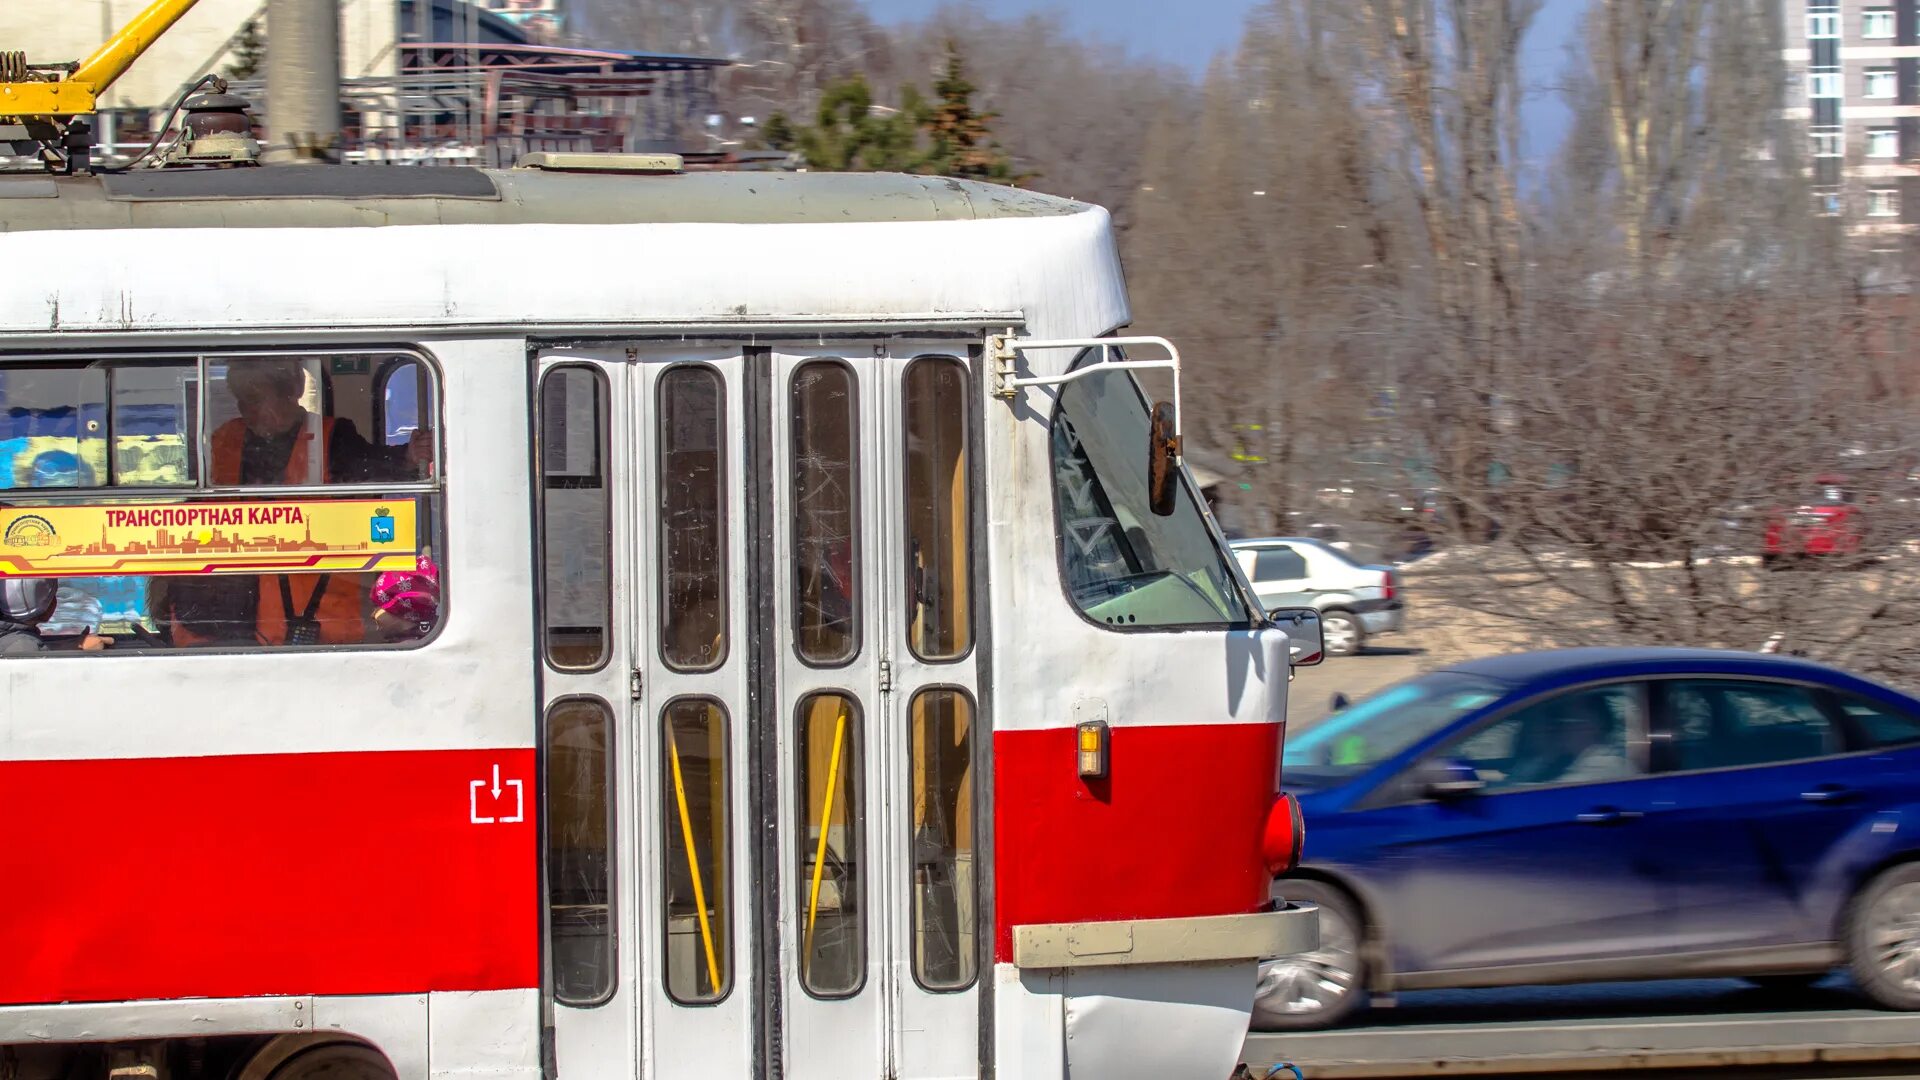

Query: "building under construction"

xmin=0 ymin=0 xmax=733 ymax=167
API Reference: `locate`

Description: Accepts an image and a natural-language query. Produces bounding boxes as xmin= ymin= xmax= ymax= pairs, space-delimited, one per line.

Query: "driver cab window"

xmin=1436 ymin=684 xmax=1644 ymax=793
xmin=1050 ymin=363 xmax=1250 ymax=630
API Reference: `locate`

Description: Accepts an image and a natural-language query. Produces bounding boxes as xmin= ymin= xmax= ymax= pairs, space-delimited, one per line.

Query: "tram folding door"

xmin=537 ymin=344 xmax=983 ymax=1080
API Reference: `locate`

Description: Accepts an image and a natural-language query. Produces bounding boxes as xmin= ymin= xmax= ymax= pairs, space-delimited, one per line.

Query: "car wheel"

xmin=1848 ymin=864 xmax=1920 ymax=1011
xmin=1252 ymin=880 xmax=1366 ymax=1031
xmin=1320 ymin=611 xmax=1364 ymax=657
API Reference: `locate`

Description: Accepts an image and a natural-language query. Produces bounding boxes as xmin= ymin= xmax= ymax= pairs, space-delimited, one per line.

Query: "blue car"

xmin=1255 ymin=648 xmax=1920 ymax=1029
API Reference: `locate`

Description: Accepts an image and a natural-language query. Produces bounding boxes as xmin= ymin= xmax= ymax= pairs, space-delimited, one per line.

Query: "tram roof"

xmin=0 ymin=166 xmax=1091 ymax=234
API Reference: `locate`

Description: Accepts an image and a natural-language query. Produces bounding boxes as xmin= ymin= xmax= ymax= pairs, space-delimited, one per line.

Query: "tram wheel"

xmin=1252 ymin=879 xmax=1366 ymax=1031
xmin=238 ymin=1036 xmax=396 ymax=1080
xmin=1850 ymin=863 xmax=1920 ymax=1012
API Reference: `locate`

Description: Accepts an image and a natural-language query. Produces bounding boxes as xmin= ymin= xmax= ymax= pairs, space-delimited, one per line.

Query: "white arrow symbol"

xmin=491 ymin=764 xmax=502 ymax=799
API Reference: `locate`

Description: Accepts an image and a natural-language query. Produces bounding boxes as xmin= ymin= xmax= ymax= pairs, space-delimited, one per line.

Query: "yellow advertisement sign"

xmin=0 ymin=499 xmax=419 ymax=578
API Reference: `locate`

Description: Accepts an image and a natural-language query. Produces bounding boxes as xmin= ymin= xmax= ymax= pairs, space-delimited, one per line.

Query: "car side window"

xmin=1252 ymin=546 xmax=1307 ymax=582
xmin=1832 ymin=693 xmax=1920 ymax=750
xmin=1656 ymin=680 xmax=1835 ymax=772
xmin=1434 ymin=684 xmax=1642 ymax=793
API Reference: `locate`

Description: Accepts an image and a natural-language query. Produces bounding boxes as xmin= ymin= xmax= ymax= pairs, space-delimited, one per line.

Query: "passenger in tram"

xmin=160 ymin=359 xmax=433 ymax=647
xmin=0 ymin=578 xmax=108 ymax=653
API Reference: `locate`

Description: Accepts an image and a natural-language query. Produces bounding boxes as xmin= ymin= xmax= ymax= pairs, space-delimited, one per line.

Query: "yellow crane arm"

xmin=0 ymin=0 xmax=204 ymax=120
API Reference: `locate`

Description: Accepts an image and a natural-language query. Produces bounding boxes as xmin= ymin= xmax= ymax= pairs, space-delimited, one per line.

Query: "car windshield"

xmin=1284 ymin=672 xmax=1505 ymax=776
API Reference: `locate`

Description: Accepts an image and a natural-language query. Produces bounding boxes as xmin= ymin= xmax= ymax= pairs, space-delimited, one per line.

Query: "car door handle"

xmin=1801 ymin=785 xmax=1855 ymax=804
xmin=1576 ymin=807 xmax=1644 ymax=825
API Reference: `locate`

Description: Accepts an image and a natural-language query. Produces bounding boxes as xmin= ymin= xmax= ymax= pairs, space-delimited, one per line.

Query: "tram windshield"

xmin=1051 ymin=365 xmax=1253 ymax=629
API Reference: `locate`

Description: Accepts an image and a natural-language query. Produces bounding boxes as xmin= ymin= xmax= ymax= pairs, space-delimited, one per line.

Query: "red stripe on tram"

xmin=992 ymin=721 xmax=1282 ymax=963
xmin=0 ymin=748 xmax=539 ymax=1006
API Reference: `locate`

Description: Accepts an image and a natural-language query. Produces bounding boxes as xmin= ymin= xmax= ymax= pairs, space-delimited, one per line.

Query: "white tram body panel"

xmin=0 ymin=169 xmax=1311 ymax=1080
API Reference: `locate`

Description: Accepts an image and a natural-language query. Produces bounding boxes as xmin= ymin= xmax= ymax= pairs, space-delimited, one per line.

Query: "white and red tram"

xmin=0 ymin=160 xmax=1314 ymax=1080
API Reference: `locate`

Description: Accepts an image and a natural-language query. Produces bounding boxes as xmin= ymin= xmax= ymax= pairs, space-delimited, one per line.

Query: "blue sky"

xmin=866 ymin=0 xmax=1589 ymax=159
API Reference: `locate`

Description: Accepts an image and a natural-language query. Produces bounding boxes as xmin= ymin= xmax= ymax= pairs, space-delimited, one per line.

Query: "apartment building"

xmin=1785 ymin=0 xmax=1920 ymax=243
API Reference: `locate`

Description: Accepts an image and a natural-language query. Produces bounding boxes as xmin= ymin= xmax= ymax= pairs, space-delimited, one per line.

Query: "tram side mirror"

xmin=1148 ymin=401 xmax=1180 ymax=518
xmin=1269 ymin=606 xmax=1323 ymax=667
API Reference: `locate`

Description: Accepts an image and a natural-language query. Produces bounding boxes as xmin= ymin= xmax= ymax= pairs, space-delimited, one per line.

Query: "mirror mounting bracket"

xmin=988 ymin=332 xmax=1184 ymax=442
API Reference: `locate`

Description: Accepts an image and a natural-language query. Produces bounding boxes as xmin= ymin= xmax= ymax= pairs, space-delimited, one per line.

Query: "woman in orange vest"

xmin=160 ymin=359 xmax=429 ymax=647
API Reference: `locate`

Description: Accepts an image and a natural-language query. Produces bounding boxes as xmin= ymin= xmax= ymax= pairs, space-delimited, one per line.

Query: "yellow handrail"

xmin=0 ymin=0 xmax=203 ymax=119
xmin=667 ymin=725 xmax=723 ymax=996
xmin=802 ymin=706 xmax=850 ymax=980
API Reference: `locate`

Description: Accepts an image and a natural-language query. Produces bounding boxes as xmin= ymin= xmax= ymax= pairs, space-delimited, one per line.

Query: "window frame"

xmin=1866 ymin=68 xmax=1899 ymax=99
xmin=1863 ymin=9 xmax=1897 ymax=38
xmin=794 ymin=688 xmax=869 ymax=999
xmin=1868 ymin=128 xmax=1901 ymax=159
xmin=1812 ymin=129 xmax=1845 ymax=159
xmin=544 ymin=693 xmax=620 ymax=1009
xmin=656 ymin=362 xmax=731 ymax=675
xmin=900 ymin=354 xmax=976 ymax=664
xmin=0 ymin=347 xmax=447 ymax=656
xmin=538 ymin=362 xmax=614 ymax=674
xmin=1808 ymin=11 xmax=1841 ymax=38
xmin=1647 ymin=676 xmax=1845 ymax=776
xmin=1809 ymin=70 xmax=1844 ymax=99
xmin=659 ymin=694 xmax=736 ymax=1006
xmin=788 ymin=358 xmax=864 ymax=669
xmin=1869 ymin=187 xmax=1903 ymax=217
xmin=1044 ymin=343 xmax=1260 ymax=636
xmin=905 ymin=682 xmax=980 ymax=994
xmin=1365 ymin=679 xmax=1654 ymax=809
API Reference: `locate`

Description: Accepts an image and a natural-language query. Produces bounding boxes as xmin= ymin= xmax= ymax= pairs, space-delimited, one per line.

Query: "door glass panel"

xmin=790 ymin=362 xmax=860 ymax=666
xmin=1658 ymin=681 xmax=1836 ymax=771
xmin=663 ymin=697 xmax=733 ymax=1004
xmin=903 ymin=358 xmax=972 ymax=661
xmin=797 ymin=691 xmax=865 ymax=996
xmin=910 ymin=688 xmax=977 ymax=990
xmin=1252 ymin=547 xmax=1306 ymax=582
xmin=546 ymin=697 xmax=615 ymax=1005
xmin=540 ymin=367 xmax=611 ymax=670
xmin=1836 ymin=693 xmax=1920 ymax=749
xmin=659 ymin=366 xmax=729 ymax=672
xmin=1437 ymin=685 xmax=1640 ymax=792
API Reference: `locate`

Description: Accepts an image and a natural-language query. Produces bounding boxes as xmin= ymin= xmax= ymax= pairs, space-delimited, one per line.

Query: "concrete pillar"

xmin=264 ymin=0 xmax=342 ymax=163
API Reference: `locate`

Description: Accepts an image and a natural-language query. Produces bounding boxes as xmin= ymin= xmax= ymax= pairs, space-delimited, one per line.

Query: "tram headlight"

xmin=1076 ymin=719 xmax=1109 ymax=779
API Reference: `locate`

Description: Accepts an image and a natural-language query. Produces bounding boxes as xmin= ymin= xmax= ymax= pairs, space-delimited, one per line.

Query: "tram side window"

xmin=541 ymin=367 xmax=612 ymax=670
xmin=659 ymin=366 xmax=728 ymax=672
xmin=791 ymin=362 xmax=861 ymax=666
xmin=663 ymin=697 xmax=733 ymax=1004
xmin=548 ymin=697 xmax=616 ymax=1006
xmin=910 ymin=688 xmax=977 ymax=990
xmin=798 ymin=691 xmax=866 ymax=996
xmin=1049 ymin=366 xmax=1252 ymax=630
xmin=902 ymin=357 xmax=972 ymax=662
xmin=0 ymin=353 xmax=442 ymax=653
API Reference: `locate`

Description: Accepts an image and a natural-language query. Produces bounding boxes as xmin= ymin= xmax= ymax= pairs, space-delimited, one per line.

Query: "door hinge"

xmin=878 ymin=657 xmax=893 ymax=694
xmin=630 ymin=670 xmax=644 ymax=702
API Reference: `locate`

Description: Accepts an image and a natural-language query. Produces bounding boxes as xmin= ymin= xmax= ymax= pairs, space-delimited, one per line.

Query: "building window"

xmin=1869 ymin=188 xmax=1902 ymax=217
xmin=1809 ymin=70 xmax=1843 ymax=99
xmin=1809 ymin=11 xmax=1840 ymax=38
xmin=1869 ymin=128 xmax=1901 ymax=158
xmin=1817 ymin=190 xmax=1845 ymax=216
xmin=1812 ymin=129 xmax=1844 ymax=158
xmin=1863 ymin=9 xmax=1896 ymax=38
xmin=1867 ymin=68 xmax=1898 ymax=99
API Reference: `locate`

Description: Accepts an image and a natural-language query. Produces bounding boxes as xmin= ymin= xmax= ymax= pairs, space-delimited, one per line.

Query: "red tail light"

xmin=1382 ymin=570 xmax=1397 ymax=602
xmin=1263 ymin=793 xmax=1305 ymax=875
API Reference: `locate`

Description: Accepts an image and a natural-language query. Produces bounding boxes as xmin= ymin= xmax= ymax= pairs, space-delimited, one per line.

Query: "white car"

xmin=1231 ymin=537 xmax=1404 ymax=656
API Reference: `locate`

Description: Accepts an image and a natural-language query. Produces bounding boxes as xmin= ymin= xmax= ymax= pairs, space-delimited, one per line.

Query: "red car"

xmin=1764 ymin=475 xmax=1863 ymax=564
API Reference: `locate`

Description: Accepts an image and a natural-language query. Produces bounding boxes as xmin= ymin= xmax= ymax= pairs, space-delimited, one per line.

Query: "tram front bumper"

xmin=1011 ymin=905 xmax=1319 ymax=969
xmin=1003 ymin=906 xmax=1320 ymax=1080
